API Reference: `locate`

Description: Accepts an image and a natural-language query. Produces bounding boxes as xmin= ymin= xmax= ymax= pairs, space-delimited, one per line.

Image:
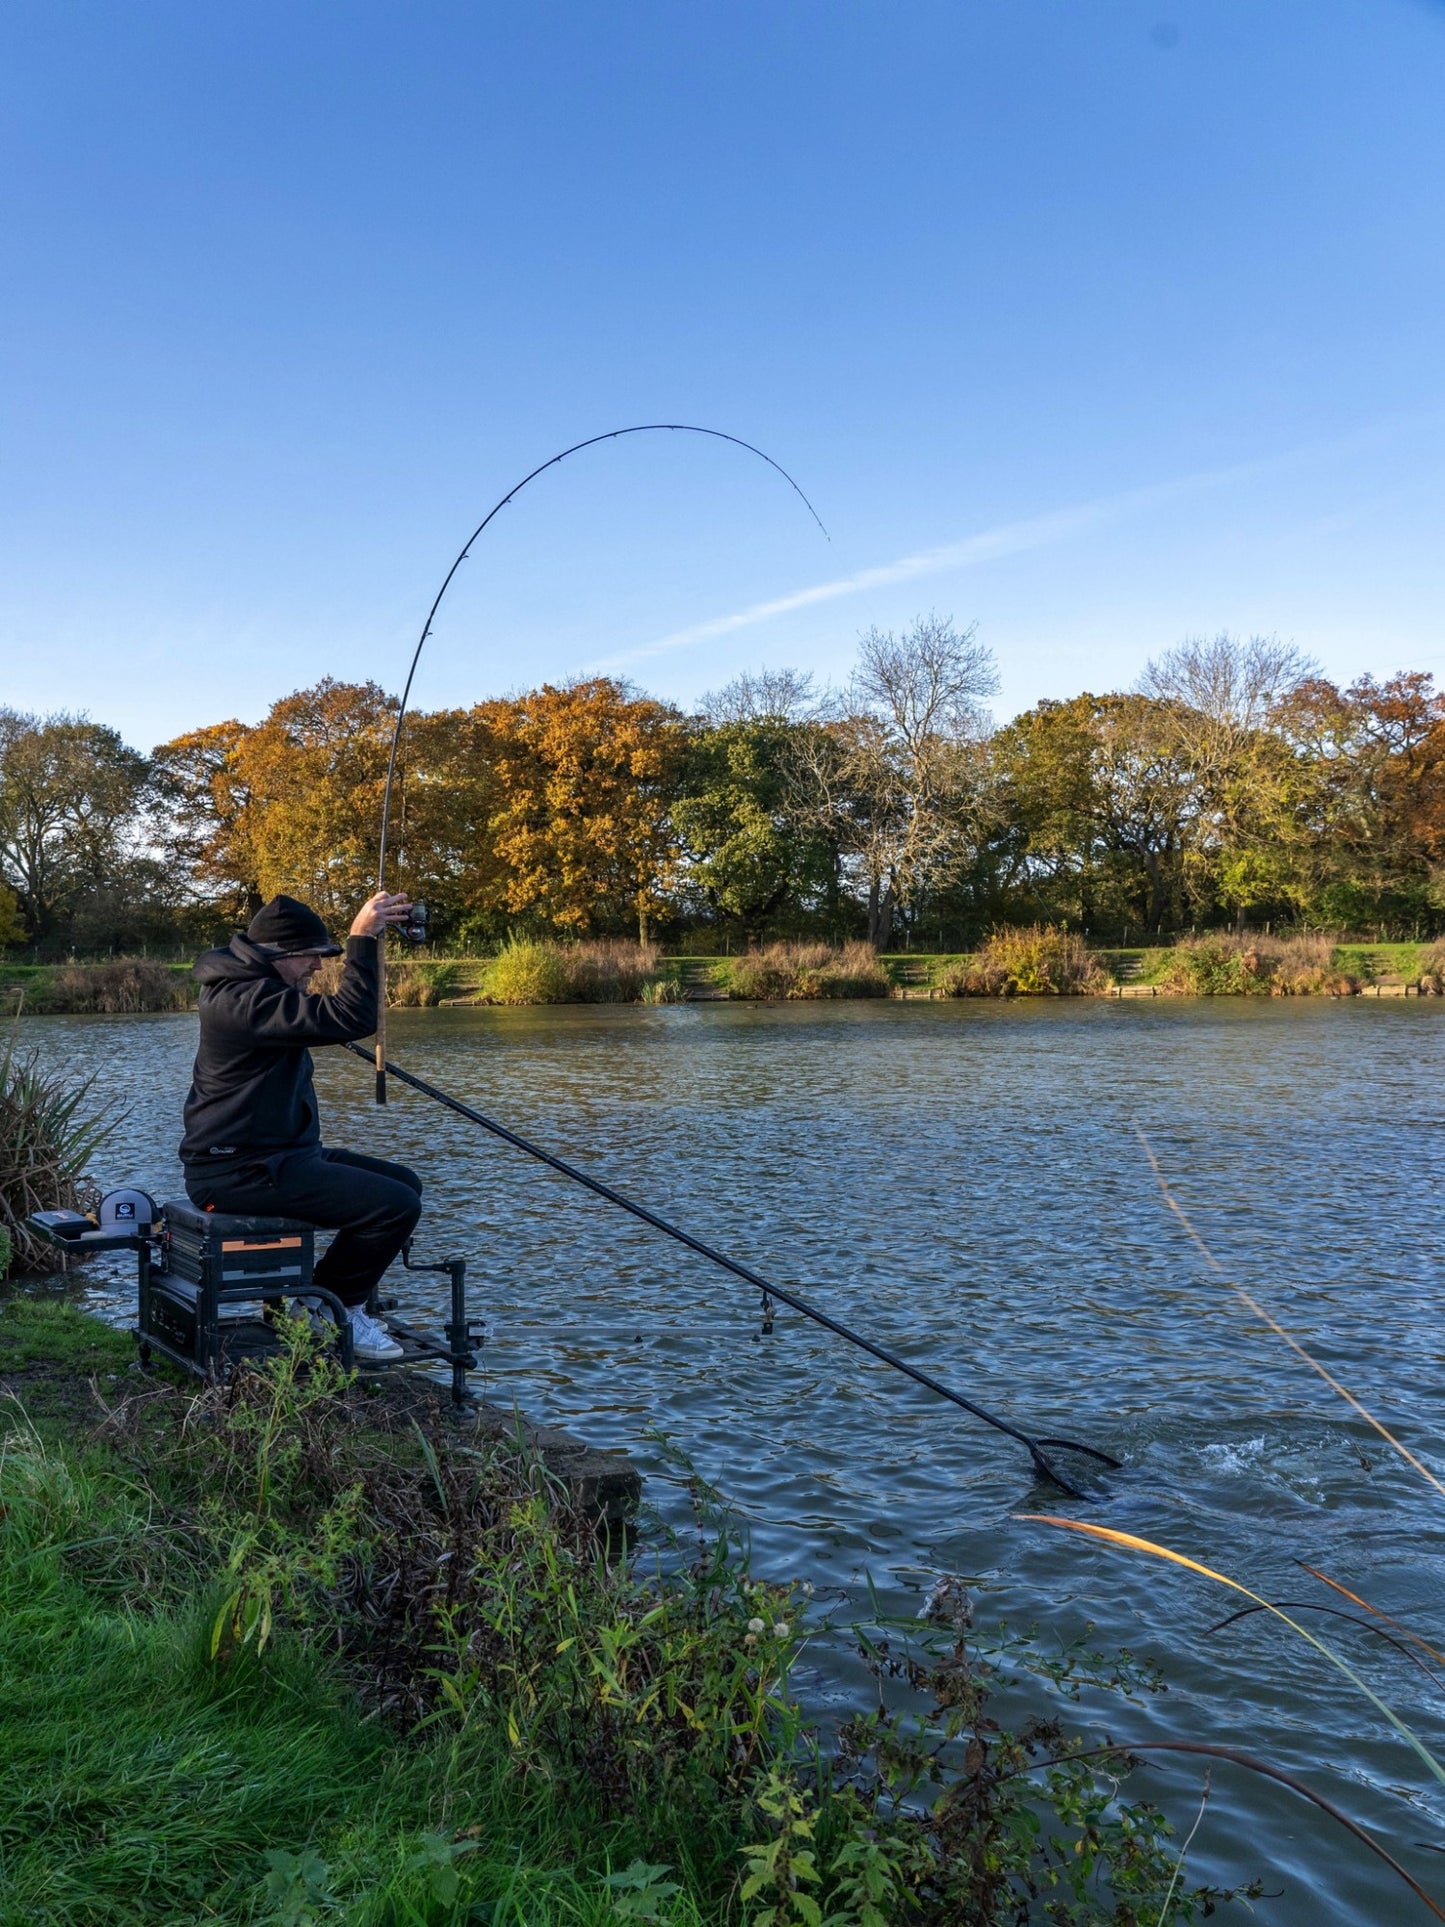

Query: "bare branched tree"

xmin=1140 ymin=633 xmax=1315 ymax=736
xmin=698 ymin=667 xmax=821 ymax=727
xmin=1139 ymin=634 xmax=1318 ymax=928
xmin=788 ymin=613 xmax=998 ymax=947
xmin=854 ymin=612 xmax=998 ymax=743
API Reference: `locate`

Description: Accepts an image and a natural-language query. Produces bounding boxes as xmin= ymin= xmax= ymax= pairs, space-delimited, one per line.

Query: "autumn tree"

xmin=230 ymin=680 xmax=399 ymax=919
xmin=153 ymin=683 xmax=394 ymax=928
xmin=472 ymin=678 xmax=686 ymax=941
xmin=1270 ymin=670 xmax=1445 ymax=927
xmin=149 ymin=719 xmax=264 ymax=923
xmin=395 ymin=704 xmax=502 ymax=934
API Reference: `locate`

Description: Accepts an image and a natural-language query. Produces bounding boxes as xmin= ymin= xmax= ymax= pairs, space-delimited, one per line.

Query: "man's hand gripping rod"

xmin=345 ymin=1043 xmax=1120 ymax=1497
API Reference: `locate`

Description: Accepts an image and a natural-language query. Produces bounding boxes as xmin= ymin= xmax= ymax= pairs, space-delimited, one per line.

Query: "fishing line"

xmin=372 ymin=422 xmax=829 ymax=1101
xmin=344 ymin=1041 xmax=1121 ymax=1496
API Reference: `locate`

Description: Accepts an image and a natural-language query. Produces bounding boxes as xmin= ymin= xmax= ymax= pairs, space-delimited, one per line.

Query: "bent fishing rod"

xmin=371 ymin=422 xmax=829 ymax=1102
xmin=344 ymin=1041 xmax=1121 ymax=1497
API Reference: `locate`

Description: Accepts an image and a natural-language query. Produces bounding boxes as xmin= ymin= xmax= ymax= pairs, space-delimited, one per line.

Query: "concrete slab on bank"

xmin=462 ymin=1403 xmax=643 ymax=1522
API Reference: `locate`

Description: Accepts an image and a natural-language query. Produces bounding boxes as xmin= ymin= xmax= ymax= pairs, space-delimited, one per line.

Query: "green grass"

xmin=0 ymin=1442 xmax=694 ymax=1925
xmin=0 ymin=1296 xmax=134 ymax=1375
xmin=1332 ymin=940 xmax=1425 ymax=983
xmin=0 ymin=1304 xmax=730 ymax=1925
xmin=0 ymin=1301 xmax=1241 ymax=1927
xmin=0 ymin=1297 xmax=136 ymax=1426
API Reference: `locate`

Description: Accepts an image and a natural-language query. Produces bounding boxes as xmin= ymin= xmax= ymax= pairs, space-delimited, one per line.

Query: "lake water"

xmin=16 ymin=999 xmax=1445 ymax=1921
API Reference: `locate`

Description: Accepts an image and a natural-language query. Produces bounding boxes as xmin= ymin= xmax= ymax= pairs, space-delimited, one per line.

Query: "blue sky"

xmin=3 ymin=0 xmax=1443 ymax=748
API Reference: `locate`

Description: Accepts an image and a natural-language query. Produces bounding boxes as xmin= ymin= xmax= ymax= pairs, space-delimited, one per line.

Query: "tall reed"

xmin=28 ymin=959 xmax=193 ymax=1014
xmin=1156 ymin=932 xmax=1356 ymax=996
xmin=314 ymin=955 xmax=468 ymax=1007
xmin=0 ymin=1028 xmax=117 ymax=1270
xmin=724 ymin=941 xmax=891 ymax=1000
xmin=483 ymin=937 xmax=660 ymax=1004
xmin=1417 ymin=938 xmax=1445 ymax=995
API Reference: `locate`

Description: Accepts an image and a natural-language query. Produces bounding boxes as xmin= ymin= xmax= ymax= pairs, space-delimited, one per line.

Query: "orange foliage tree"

xmin=153 ymin=683 xmax=397 ymax=929
xmin=150 ymin=719 xmax=265 ymax=922
xmin=153 ymin=676 xmax=686 ymax=944
xmin=470 ymin=679 xmax=687 ymax=941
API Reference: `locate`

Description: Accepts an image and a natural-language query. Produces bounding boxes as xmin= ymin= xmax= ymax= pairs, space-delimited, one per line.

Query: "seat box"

xmin=162 ymin=1198 xmax=315 ymax=1294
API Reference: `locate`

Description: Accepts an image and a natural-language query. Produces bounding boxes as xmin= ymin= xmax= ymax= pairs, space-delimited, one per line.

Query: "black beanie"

xmin=245 ymin=894 xmax=343 ymax=956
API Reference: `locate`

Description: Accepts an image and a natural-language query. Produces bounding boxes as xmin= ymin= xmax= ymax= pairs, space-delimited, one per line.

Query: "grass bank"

xmin=0 ymin=1295 xmax=1245 ymax=1926
xmin=1108 ymin=935 xmax=1444 ymax=996
xmin=1 ymin=958 xmax=197 ymax=1013
xmin=11 ymin=934 xmax=1445 ymax=1012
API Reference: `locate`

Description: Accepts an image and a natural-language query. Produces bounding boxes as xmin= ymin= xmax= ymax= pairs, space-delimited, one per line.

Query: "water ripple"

xmin=21 ymin=997 xmax=1445 ymax=1922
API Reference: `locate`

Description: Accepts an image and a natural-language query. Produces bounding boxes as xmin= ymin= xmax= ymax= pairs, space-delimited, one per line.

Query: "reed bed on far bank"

xmin=484 ymin=937 xmax=662 ymax=1005
xmin=8 ymin=959 xmax=194 ymax=1014
xmin=1415 ymin=938 xmax=1445 ymax=994
xmin=724 ymin=941 xmax=891 ymax=1000
xmin=1155 ymin=933 xmax=1358 ymax=997
xmin=940 ymin=925 xmax=1111 ymax=997
xmin=312 ymin=956 xmax=471 ymax=1007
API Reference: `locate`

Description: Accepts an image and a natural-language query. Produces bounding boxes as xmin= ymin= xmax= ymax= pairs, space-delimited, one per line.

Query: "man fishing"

xmin=179 ymin=889 xmax=417 ymax=1361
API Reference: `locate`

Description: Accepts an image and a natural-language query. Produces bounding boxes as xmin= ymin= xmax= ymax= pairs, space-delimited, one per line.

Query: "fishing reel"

xmin=397 ymin=900 xmax=429 ymax=945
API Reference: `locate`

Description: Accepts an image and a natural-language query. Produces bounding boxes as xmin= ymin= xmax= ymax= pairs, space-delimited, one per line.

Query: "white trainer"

xmin=347 ymin=1305 xmax=404 ymax=1361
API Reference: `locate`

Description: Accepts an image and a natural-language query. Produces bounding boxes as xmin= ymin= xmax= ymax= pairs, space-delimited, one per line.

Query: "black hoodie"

xmin=180 ymin=933 xmax=379 ymax=1169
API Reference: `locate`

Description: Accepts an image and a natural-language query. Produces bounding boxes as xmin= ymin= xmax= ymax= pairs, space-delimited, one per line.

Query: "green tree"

xmin=149 ymin=718 xmax=264 ymax=924
xmin=992 ymin=692 xmax=1200 ymax=935
xmin=1090 ymin=692 xmax=1201 ymax=932
xmin=0 ymin=883 xmax=23 ymax=948
xmin=0 ymin=711 xmax=149 ymax=943
xmin=989 ymin=695 xmax=1102 ymax=927
xmin=1141 ymin=633 xmax=1312 ymax=928
xmin=675 ymin=677 xmax=840 ymax=945
xmin=673 ymin=721 xmax=802 ymax=944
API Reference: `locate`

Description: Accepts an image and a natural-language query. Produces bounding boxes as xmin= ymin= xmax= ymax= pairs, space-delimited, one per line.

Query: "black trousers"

xmin=185 ymin=1146 xmax=423 ymax=1308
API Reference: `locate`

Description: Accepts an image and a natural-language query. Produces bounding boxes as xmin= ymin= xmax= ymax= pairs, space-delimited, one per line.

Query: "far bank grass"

xmin=6 ymin=936 xmax=1444 ymax=1012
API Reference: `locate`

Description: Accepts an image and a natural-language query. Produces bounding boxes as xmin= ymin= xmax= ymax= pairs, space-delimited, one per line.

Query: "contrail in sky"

xmin=587 ymin=464 xmax=1237 ymax=675
xmin=592 ymin=504 xmax=1108 ymax=670
xmin=585 ymin=412 xmax=1436 ymax=676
